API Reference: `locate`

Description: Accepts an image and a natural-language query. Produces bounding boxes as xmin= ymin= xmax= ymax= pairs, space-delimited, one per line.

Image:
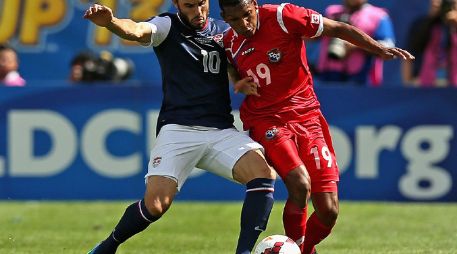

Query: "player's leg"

xmin=232 ymin=149 xmax=276 ymax=254
xmin=297 ymin=116 xmax=339 ymax=254
xmin=198 ymin=128 xmax=276 ymax=254
xmin=302 ymin=192 xmax=338 ymax=254
xmin=88 ymin=177 xmax=177 ymax=254
xmin=88 ymin=124 xmax=204 ymax=254
xmin=269 ymin=145 xmax=311 ymax=250
xmin=250 ymin=124 xmax=311 ymax=249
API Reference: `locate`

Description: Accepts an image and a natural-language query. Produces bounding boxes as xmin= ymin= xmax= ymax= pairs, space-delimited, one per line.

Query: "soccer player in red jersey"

xmin=219 ymin=0 xmax=414 ymax=253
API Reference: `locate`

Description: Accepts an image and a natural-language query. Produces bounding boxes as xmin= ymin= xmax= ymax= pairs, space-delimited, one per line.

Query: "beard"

xmin=177 ymin=7 xmax=207 ymax=29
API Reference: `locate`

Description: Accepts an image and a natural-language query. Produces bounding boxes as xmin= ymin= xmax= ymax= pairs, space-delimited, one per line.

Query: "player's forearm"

xmin=106 ymin=17 xmax=150 ymax=43
xmin=227 ymin=64 xmax=241 ymax=83
xmin=335 ymin=23 xmax=385 ymax=56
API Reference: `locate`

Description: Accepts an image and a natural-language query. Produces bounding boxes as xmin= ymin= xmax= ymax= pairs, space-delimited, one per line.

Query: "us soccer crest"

xmin=265 ymin=128 xmax=279 ymax=140
xmin=152 ymin=156 xmax=162 ymax=168
xmin=267 ymin=48 xmax=282 ymax=63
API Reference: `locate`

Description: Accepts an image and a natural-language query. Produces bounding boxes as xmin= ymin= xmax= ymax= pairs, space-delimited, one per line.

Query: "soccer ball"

xmin=254 ymin=235 xmax=301 ymax=254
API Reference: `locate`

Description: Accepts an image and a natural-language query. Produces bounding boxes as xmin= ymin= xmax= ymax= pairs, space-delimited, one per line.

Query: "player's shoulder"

xmin=145 ymin=12 xmax=174 ymax=23
xmin=261 ymin=4 xmax=280 ymax=12
xmin=261 ymin=3 xmax=312 ymax=17
xmin=208 ymin=17 xmax=230 ymax=33
xmin=223 ymin=27 xmax=235 ymax=44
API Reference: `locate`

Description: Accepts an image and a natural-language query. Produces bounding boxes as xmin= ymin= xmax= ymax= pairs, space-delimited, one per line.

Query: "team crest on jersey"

xmin=212 ymin=33 xmax=224 ymax=47
xmin=267 ymin=48 xmax=282 ymax=63
xmin=265 ymin=128 xmax=279 ymax=140
xmin=311 ymin=14 xmax=320 ymax=24
xmin=152 ymin=156 xmax=162 ymax=168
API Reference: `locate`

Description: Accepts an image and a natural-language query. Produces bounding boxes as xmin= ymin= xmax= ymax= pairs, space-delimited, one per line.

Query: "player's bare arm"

xmin=83 ymin=4 xmax=152 ymax=44
xmin=321 ymin=17 xmax=415 ymax=61
xmin=228 ymin=64 xmax=260 ymax=96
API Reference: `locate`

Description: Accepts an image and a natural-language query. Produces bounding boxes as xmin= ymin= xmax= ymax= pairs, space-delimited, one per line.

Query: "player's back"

xmin=153 ymin=13 xmax=233 ymax=133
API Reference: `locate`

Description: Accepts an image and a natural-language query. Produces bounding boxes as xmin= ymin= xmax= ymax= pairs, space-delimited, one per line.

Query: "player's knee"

xmin=285 ymin=169 xmax=311 ymax=207
xmin=319 ymin=205 xmax=339 ymax=227
xmin=233 ymin=150 xmax=276 ymax=183
xmin=144 ymin=197 xmax=172 ymax=217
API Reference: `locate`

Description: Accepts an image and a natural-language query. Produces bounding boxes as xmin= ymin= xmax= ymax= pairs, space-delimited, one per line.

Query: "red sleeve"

xmin=280 ymin=3 xmax=323 ymax=38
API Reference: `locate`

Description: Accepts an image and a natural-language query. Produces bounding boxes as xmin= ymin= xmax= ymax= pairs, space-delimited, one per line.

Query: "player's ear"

xmin=252 ymin=0 xmax=258 ymax=9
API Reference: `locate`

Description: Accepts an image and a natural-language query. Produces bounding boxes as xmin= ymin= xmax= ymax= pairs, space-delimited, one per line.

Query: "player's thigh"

xmin=232 ymin=149 xmax=276 ymax=184
xmin=197 ymin=128 xmax=271 ymax=184
xmin=250 ymin=123 xmax=304 ymax=180
xmin=146 ymin=124 xmax=207 ymax=190
xmin=296 ymin=120 xmax=339 ymax=193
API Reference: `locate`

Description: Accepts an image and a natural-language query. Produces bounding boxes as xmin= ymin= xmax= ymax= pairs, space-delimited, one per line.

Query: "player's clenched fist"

xmin=83 ymin=4 xmax=113 ymax=27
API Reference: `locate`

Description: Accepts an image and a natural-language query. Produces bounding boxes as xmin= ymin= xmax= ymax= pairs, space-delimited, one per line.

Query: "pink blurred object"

xmin=2 ymin=71 xmax=25 ymax=86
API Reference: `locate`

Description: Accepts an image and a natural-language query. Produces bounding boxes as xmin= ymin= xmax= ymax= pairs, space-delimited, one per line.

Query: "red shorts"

xmin=249 ymin=113 xmax=339 ymax=193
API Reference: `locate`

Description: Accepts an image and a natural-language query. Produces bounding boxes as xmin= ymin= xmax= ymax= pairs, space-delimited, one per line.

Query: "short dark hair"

xmin=218 ymin=0 xmax=251 ymax=10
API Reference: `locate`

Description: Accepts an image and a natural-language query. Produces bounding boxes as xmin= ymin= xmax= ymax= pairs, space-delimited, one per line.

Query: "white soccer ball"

xmin=254 ymin=235 xmax=301 ymax=254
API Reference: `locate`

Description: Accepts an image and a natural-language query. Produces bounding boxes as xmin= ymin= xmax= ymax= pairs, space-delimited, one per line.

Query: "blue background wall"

xmin=0 ymin=86 xmax=455 ymax=201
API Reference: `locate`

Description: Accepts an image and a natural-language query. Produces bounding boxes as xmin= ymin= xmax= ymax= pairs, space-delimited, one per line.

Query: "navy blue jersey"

xmin=151 ymin=13 xmax=234 ymax=133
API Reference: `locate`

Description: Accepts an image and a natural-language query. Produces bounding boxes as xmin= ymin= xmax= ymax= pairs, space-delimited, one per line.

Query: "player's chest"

xmin=235 ymin=27 xmax=293 ymax=66
xmin=233 ymin=32 xmax=298 ymax=75
xmin=175 ymin=30 xmax=225 ymax=56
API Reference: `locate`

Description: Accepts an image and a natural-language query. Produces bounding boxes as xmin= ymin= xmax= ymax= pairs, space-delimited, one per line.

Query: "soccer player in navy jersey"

xmin=84 ymin=1 xmax=276 ymax=253
xmin=219 ymin=0 xmax=414 ymax=253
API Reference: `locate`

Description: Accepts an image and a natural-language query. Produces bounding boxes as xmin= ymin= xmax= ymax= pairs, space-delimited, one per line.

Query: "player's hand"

xmin=83 ymin=4 xmax=114 ymax=27
xmin=234 ymin=76 xmax=260 ymax=97
xmin=379 ymin=47 xmax=415 ymax=61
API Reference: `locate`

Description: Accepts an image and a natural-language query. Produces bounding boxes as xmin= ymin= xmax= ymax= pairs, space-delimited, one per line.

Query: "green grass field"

xmin=1 ymin=201 xmax=456 ymax=253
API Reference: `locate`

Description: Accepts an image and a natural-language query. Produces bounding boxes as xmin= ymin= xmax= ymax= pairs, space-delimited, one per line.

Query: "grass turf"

xmin=1 ymin=201 xmax=456 ymax=253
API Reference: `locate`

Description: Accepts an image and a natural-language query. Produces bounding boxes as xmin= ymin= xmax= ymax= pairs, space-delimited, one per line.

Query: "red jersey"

xmin=224 ymin=4 xmax=324 ymax=130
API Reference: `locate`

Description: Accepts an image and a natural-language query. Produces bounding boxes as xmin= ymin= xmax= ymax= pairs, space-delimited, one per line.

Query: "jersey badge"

xmin=311 ymin=14 xmax=320 ymax=24
xmin=212 ymin=33 xmax=224 ymax=47
xmin=152 ymin=156 xmax=162 ymax=168
xmin=267 ymin=48 xmax=282 ymax=63
xmin=265 ymin=128 xmax=279 ymax=140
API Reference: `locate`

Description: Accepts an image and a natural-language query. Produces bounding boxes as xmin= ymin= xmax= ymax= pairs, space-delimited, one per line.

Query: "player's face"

xmin=222 ymin=1 xmax=258 ymax=37
xmin=174 ymin=0 xmax=209 ymax=30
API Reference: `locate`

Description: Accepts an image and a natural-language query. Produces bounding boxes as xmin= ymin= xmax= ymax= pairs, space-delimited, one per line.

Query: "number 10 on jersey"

xmin=201 ymin=50 xmax=221 ymax=74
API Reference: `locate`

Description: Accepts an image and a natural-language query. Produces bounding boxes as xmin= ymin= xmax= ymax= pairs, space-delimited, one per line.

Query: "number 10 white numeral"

xmin=310 ymin=146 xmax=332 ymax=170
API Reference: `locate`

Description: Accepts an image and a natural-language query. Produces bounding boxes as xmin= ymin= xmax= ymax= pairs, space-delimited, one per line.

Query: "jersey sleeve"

xmin=140 ymin=16 xmax=171 ymax=47
xmin=278 ymin=3 xmax=324 ymax=39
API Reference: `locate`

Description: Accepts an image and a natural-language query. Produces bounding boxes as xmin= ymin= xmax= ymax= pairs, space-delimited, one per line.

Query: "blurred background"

xmin=0 ymin=0 xmax=456 ymax=202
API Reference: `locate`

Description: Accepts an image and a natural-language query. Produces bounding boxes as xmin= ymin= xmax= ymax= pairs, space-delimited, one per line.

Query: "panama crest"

xmin=267 ymin=48 xmax=282 ymax=63
xmin=265 ymin=128 xmax=279 ymax=140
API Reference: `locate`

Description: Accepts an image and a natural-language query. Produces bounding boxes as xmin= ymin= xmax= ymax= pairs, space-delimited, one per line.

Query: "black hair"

xmin=218 ymin=0 xmax=251 ymax=10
